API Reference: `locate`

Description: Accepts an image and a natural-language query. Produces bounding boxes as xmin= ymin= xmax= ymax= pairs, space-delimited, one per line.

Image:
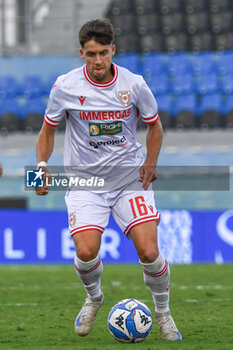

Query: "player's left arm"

xmin=139 ymin=118 xmax=163 ymax=190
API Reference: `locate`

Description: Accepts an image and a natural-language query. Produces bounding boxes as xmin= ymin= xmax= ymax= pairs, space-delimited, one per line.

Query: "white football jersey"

xmin=44 ymin=63 xmax=159 ymax=168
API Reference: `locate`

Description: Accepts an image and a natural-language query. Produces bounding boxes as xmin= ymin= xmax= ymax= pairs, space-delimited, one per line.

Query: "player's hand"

xmin=139 ymin=164 xmax=157 ymax=190
xmin=35 ymin=167 xmax=50 ymax=196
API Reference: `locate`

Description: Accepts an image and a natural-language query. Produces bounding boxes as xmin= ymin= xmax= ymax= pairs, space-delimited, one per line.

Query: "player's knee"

xmin=139 ymin=247 xmax=159 ymax=264
xmin=76 ymin=247 xmax=98 ymax=262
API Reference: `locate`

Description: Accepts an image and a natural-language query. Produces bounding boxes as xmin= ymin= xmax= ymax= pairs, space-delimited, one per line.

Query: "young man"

xmin=35 ymin=19 xmax=182 ymax=341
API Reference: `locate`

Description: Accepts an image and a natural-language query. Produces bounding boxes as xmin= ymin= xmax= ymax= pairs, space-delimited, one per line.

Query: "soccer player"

xmin=35 ymin=19 xmax=182 ymax=341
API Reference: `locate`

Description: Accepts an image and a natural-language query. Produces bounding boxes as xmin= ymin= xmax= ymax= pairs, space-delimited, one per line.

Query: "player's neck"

xmin=87 ymin=64 xmax=115 ymax=84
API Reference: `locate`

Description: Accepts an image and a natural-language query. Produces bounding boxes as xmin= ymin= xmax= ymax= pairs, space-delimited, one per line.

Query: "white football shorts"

xmin=65 ymin=181 xmax=160 ymax=238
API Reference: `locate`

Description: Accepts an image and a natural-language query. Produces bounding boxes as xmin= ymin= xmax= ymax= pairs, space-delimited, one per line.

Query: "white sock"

xmin=74 ymin=255 xmax=103 ymax=299
xmin=141 ymin=254 xmax=170 ymax=314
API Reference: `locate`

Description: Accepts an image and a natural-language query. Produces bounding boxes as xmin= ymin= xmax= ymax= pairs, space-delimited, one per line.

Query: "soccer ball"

xmin=107 ymin=298 xmax=153 ymax=343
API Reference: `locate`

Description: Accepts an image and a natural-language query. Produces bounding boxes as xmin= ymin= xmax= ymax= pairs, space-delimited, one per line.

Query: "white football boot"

xmin=155 ymin=311 xmax=182 ymax=341
xmin=74 ymin=293 xmax=104 ymax=337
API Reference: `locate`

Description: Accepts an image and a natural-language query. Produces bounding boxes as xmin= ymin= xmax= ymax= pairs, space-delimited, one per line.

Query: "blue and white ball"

xmin=108 ymin=298 xmax=153 ymax=343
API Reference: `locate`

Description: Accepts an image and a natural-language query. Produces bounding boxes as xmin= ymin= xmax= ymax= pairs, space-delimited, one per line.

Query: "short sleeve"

xmin=44 ymin=82 xmax=66 ymax=127
xmin=136 ymin=78 xmax=159 ymax=125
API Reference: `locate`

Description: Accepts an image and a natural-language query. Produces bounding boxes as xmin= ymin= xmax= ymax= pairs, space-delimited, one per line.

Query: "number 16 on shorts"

xmin=129 ymin=196 xmax=153 ymax=218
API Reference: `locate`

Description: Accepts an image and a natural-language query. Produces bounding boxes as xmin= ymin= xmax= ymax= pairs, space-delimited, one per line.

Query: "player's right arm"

xmin=35 ymin=122 xmax=56 ymax=196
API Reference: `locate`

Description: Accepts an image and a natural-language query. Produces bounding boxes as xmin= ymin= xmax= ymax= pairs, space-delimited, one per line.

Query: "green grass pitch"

xmin=0 ymin=264 xmax=233 ymax=350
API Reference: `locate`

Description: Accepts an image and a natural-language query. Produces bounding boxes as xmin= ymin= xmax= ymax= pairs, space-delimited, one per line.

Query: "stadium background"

xmin=0 ymin=0 xmax=233 ymax=264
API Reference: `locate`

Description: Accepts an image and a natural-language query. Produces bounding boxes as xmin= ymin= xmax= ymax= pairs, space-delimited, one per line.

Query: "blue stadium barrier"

xmin=0 ymin=210 xmax=233 ymax=264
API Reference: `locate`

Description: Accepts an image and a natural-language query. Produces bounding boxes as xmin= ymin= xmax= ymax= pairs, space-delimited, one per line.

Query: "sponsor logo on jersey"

xmin=118 ymin=91 xmax=131 ymax=107
xmin=78 ymin=96 xmax=86 ymax=105
xmin=89 ymin=136 xmax=127 ymax=149
xmin=89 ymin=121 xmax=122 ymax=136
xmin=79 ymin=108 xmax=131 ymax=121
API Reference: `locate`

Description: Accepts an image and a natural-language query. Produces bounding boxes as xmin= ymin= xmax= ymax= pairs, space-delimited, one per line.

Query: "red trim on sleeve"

xmin=143 ymin=113 xmax=159 ymax=125
xmin=44 ymin=114 xmax=59 ymax=127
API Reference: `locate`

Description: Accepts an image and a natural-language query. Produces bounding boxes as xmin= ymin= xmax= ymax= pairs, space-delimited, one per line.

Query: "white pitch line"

xmin=186 ymin=298 xmax=231 ymax=303
xmin=0 ymin=303 xmax=41 ymax=306
xmin=111 ymin=281 xmax=122 ymax=286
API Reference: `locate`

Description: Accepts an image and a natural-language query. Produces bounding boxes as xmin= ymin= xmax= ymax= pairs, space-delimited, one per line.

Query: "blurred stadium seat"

xmin=198 ymin=93 xmax=223 ymax=128
xmin=139 ymin=34 xmax=164 ymax=53
xmin=110 ymin=14 xmax=134 ymax=37
xmin=189 ymin=52 xmax=216 ymax=75
xmin=224 ymin=94 xmax=233 ymax=127
xmin=163 ymin=33 xmax=187 ymax=52
xmin=0 ymin=98 xmax=20 ymax=132
xmin=21 ymin=98 xmax=46 ymax=132
xmin=21 ymin=75 xmax=44 ymax=98
xmin=216 ymin=51 xmax=233 ymax=74
xmin=208 ymin=0 xmax=232 ymax=14
xmin=156 ymin=94 xmax=173 ymax=129
xmin=183 ymin=0 xmax=207 ymax=14
xmin=195 ymin=73 xmax=219 ymax=95
xmin=134 ymin=0 xmax=158 ymax=15
xmin=0 ymin=76 xmax=18 ymax=99
xmin=171 ymin=74 xmax=194 ymax=95
xmin=173 ymin=93 xmax=196 ymax=129
xmin=213 ymin=33 xmax=233 ymax=51
xmin=185 ymin=13 xmax=209 ymax=35
xmin=161 ymin=13 xmax=184 ymax=36
xmin=115 ymin=34 xmax=138 ymax=54
xmin=187 ymin=33 xmax=213 ymax=52
xmin=159 ymin=0 xmax=182 ymax=15
xmin=166 ymin=53 xmax=190 ymax=76
xmin=44 ymin=74 xmax=59 ymax=95
xmin=114 ymin=53 xmax=140 ymax=74
xmin=220 ymin=75 xmax=233 ymax=95
xmin=136 ymin=14 xmax=161 ymax=36
xmin=106 ymin=0 xmax=133 ymax=16
xmin=146 ymin=74 xmax=169 ymax=95
xmin=210 ymin=12 xmax=232 ymax=34
xmin=141 ymin=53 xmax=167 ymax=79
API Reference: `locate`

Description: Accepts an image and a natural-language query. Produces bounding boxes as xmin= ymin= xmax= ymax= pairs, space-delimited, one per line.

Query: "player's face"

xmin=80 ymin=40 xmax=116 ymax=83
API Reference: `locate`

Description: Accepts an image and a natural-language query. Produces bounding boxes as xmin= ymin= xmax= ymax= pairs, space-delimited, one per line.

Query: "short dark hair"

xmin=79 ymin=18 xmax=115 ymax=47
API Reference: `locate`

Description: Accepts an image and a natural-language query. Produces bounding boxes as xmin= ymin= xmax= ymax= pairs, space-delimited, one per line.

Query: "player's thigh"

xmin=130 ymin=220 xmax=159 ymax=263
xmin=65 ymin=190 xmax=110 ymax=260
xmin=72 ymin=229 xmax=102 ymax=261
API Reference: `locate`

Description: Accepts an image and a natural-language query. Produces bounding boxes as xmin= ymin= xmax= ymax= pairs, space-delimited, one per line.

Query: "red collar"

xmin=83 ymin=63 xmax=118 ymax=88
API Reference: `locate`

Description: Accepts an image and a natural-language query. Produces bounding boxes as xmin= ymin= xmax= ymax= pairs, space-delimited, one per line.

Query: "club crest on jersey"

xmin=69 ymin=212 xmax=76 ymax=228
xmin=118 ymin=91 xmax=131 ymax=107
xmin=78 ymin=96 xmax=86 ymax=106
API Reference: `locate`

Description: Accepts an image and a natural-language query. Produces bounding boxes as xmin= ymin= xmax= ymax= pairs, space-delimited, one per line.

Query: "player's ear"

xmin=79 ymin=48 xmax=84 ymax=59
xmin=112 ymin=44 xmax=116 ymax=56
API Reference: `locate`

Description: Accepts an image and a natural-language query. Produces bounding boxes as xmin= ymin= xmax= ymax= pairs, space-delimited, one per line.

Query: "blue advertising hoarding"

xmin=0 ymin=209 xmax=233 ymax=264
